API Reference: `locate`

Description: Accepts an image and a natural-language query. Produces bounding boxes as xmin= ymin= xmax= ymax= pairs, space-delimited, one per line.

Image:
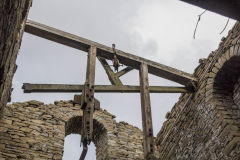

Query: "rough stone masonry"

xmin=156 ymin=21 xmax=240 ymax=160
xmin=0 ymin=100 xmax=148 ymax=159
xmin=0 ymin=21 xmax=239 ymax=160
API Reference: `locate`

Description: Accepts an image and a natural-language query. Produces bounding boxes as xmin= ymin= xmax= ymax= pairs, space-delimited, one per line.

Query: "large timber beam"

xmin=24 ymin=20 xmax=197 ymax=88
xmin=22 ymin=83 xmax=190 ymax=93
xmin=180 ymin=0 xmax=240 ymax=20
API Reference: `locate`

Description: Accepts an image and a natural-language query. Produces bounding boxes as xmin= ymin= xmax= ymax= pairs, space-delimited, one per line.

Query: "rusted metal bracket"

xmin=111 ymin=44 xmax=120 ymax=72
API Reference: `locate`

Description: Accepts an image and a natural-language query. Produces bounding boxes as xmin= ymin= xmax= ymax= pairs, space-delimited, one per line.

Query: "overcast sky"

xmin=11 ymin=0 xmax=236 ymax=159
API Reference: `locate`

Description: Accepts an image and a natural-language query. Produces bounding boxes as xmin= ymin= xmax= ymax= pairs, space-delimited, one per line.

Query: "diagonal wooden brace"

xmin=97 ymin=56 xmax=123 ymax=86
xmin=116 ymin=66 xmax=133 ymax=77
xmin=81 ymin=45 xmax=97 ymax=145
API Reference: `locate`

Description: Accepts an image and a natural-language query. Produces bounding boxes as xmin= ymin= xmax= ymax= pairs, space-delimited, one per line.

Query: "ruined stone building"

xmin=0 ymin=0 xmax=240 ymax=159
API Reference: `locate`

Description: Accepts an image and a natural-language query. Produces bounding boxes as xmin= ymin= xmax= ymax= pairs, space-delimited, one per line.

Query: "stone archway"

xmin=0 ymin=100 xmax=145 ymax=160
xmin=205 ymin=44 xmax=240 ymax=158
xmin=205 ymin=44 xmax=240 ymax=103
xmin=64 ymin=113 xmax=114 ymax=159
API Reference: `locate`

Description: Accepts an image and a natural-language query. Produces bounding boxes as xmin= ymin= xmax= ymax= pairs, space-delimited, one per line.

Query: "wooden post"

xmin=81 ymin=45 xmax=96 ymax=145
xmin=139 ymin=63 xmax=154 ymax=158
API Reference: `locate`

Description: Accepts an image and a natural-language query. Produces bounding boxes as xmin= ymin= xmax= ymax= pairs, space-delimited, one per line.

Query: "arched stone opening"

xmin=65 ymin=116 xmax=108 ymax=159
xmin=213 ymin=56 xmax=240 ymax=106
xmin=63 ymin=134 xmax=96 ymax=160
xmin=206 ymin=46 xmax=240 ymax=158
xmin=205 ymin=45 xmax=240 ymax=104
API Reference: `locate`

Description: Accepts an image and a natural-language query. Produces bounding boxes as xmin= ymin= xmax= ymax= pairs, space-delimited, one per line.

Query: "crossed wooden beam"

xmin=22 ymin=20 xmax=197 ymax=159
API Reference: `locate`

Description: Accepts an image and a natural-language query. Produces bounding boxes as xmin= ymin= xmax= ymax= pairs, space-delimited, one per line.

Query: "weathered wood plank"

xmin=24 ymin=20 xmax=197 ymax=87
xmin=81 ymin=45 xmax=97 ymax=144
xmin=116 ymin=66 xmax=133 ymax=77
xmin=139 ymin=63 xmax=154 ymax=158
xmin=23 ymin=83 xmax=190 ymax=93
xmin=0 ymin=0 xmax=32 ymax=115
xmin=97 ymin=57 xmax=122 ymax=86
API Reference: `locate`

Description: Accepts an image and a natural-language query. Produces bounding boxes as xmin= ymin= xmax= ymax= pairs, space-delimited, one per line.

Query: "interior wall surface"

xmin=156 ymin=21 xmax=240 ymax=160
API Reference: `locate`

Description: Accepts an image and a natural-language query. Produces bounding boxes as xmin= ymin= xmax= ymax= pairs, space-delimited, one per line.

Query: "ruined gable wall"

xmin=0 ymin=0 xmax=32 ymax=114
xmin=156 ymin=22 xmax=240 ymax=160
xmin=0 ymin=100 xmax=145 ymax=160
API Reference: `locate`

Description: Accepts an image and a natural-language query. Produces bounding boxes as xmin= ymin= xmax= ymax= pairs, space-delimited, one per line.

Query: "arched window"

xmin=206 ymin=45 xmax=240 ymax=157
xmin=213 ymin=56 xmax=240 ymax=107
xmin=63 ymin=134 xmax=96 ymax=160
xmin=64 ymin=116 xmax=108 ymax=160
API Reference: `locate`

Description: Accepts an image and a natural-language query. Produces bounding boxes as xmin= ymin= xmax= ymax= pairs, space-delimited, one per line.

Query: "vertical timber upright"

xmin=80 ymin=46 xmax=97 ymax=160
xmin=140 ymin=63 xmax=154 ymax=158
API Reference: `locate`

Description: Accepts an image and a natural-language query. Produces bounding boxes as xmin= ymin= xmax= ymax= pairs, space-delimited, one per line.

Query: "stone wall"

xmin=0 ymin=0 xmax=32 ymax=115
xmin=0 ymin=100 xmax=146 ymax=160
xmin=233 ymin=77 xmax=240 ymax=107
xmin=156 ymin=21 xmax=240 ymax=160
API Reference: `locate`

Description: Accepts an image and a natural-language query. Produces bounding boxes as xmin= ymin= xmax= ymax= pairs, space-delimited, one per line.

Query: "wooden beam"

xmin=139 ymin=63 xmax=154 ymax=158
xmin=81 ymin=45 xmax=96 ymax=144
xmin=24 ymin=20 xmax=197 ymax=87
xmin=97 ymin=57 xmax=122 ymax=86
xmin=23 ymin=83 xmax=190 ymax=93
xmin=116 ymin=66 xmax=133 ymax=77
xmin=180 ymin=0 xmax=240 ymax=20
